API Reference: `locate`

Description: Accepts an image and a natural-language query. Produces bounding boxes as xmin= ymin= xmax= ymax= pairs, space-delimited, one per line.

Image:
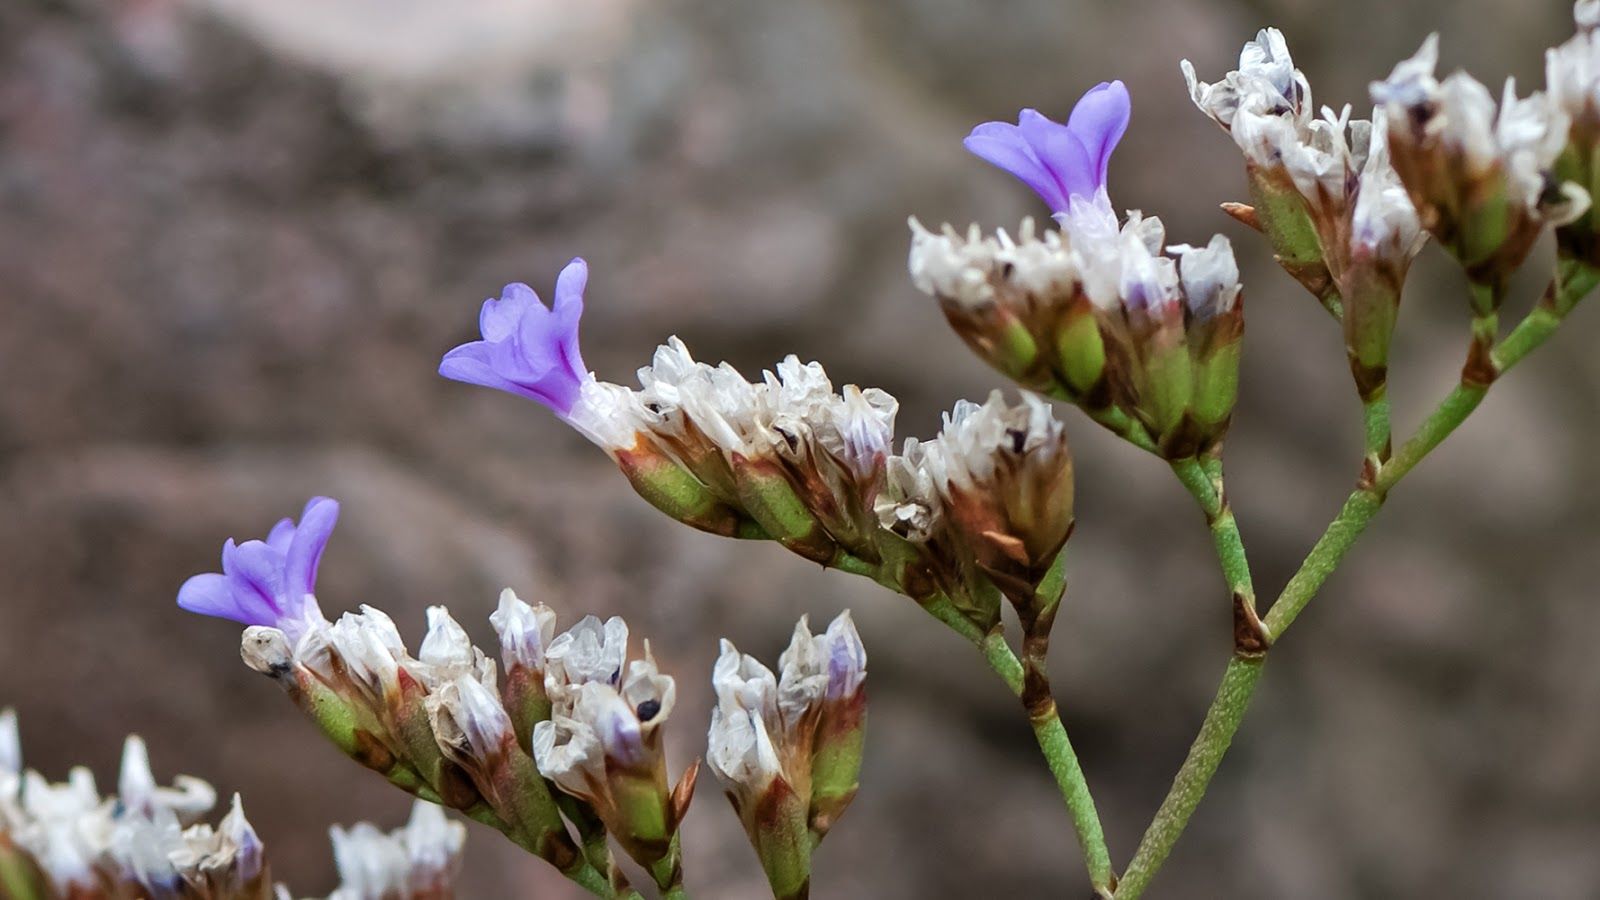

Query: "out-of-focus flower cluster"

xmin=0 ymin=710 xmax=463 ymax=900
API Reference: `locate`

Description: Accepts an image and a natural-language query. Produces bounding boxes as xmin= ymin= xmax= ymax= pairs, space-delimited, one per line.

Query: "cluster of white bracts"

xmin=706 ymin=614 xmax=865 ymax=793
xmin=908 ymin=214 xmax=1240 ymax=324
xmin=529 ymin=614 xmax=677 ymax=800
xmin=0 ymin=711 xmax=463 ymax=900
xmin=875 ymin=391 xmax=1071 ymax=559
xmin=1373 ymin=35 xmax=1588 ymax=235
xmin=570 ymin=339 xmax=898 ymax=474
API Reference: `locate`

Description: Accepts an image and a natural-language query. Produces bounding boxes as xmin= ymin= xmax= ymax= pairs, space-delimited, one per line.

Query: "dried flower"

xmin=177 ymin=496 xmax=339 ymax=641
xmin=965 ymin=82 xmax=1131 ymax=216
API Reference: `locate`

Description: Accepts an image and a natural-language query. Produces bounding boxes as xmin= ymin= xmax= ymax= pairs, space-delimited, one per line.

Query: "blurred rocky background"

xmin=2 ymin=0 xmax=1598 ymax=896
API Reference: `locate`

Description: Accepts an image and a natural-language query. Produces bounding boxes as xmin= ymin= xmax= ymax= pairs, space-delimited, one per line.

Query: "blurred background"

xmin=2 ymin=0 xmax=1598 ymax=897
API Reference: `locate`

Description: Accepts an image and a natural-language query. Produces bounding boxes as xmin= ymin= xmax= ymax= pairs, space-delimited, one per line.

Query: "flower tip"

xmin=1 ymin=707 xmax=19 ymax=775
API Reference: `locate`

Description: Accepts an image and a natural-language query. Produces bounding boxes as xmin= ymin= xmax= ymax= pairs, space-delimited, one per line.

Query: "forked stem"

xmin=1114 ymin=268 xmax=1595 ymax=898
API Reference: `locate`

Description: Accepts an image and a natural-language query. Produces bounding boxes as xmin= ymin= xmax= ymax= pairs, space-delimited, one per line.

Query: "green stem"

xmin=979 ymin=632 xmax=1114 ymax=896
xmin=1362 ymin=385 xmax=1392 ymax=464
xmin=1114 ymin=657 xmax=1265 ymax=900
xmin=1170 ymin=457 xmax=1268 ymax=655
xmin=1169 ymin=458 xmax=1255 ymax=606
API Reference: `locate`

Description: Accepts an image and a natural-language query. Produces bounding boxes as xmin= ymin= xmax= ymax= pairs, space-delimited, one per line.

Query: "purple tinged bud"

xmin=177 ymin=496 xmax=339 ymax=640
xmin=439 ymin=258 xmax=592 ymax=417
xmin=821 ymin=612 xmax=867 ymax=702
xmin=965 ymin=82 xmax=1131 ymax=214
xmin=488 ymin=589 xmax=557 ymax=674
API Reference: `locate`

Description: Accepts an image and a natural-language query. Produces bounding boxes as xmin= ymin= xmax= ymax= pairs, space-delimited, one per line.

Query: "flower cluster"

xmin=1 ymin=711 xmax=462 ymax=900
xmin=439 ymin=268 xmax=1090 ymax=634
xmin=707 ymin=613 xmax=866 ymax=900
xmin=907 ymin=215 xmax=1243 ymax=459
xmin=1186 ymin=29 xmax=1427 ymax=397
xmin=0 ymin=716 xmax=265 ymax=900
xmin=1373 ymin=35 xmax=1587 ymax=304
xmin=139 ymin=7 xmax=1600 ymax=900
xmin=531 ymin=613 xmax=695 ymax=888
xmin=876 ymin=390 xmax=1076 ymax=631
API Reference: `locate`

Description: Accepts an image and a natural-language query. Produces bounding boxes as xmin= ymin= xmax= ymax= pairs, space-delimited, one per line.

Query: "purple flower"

xmin=964 ymin=81 xmax=1131 ymax=213
xmin=439 ymin=258 xmax=591 ymax=416
xmin=177 ymin=497 xmax=338 ymax=635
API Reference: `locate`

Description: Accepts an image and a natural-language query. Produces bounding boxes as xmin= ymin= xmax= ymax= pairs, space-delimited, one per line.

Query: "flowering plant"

xmin=5 ymin=5 xmax=1600 ymax=898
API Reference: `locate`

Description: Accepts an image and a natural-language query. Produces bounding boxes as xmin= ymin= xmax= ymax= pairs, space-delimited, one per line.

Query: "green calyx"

xmin=1054 ymin=304 xmax=1107 ymax=397
xmin=616 ymin=447 xmax=749 ymax=538
xmin=807 ymin=699 xmax=866 ymax=843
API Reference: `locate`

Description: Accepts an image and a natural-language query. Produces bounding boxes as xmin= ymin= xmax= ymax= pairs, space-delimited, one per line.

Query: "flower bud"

xmin=873 ymin=438 xmax=1003 ymax=631
xmin=427 ymin=674 xmax=579 ymax=871
xmin=164 ymin=795 xmax=274 ymax=899
xmin=1184 ymin=29 xmax=1335 ymax=307
xmin=118 ymin=736 xmax=215 ymax=824
xmin=0 ymin=709 xmax=17 ymax=780
xmin=1173 ymin=237 xmax=1245 ymax=433
xmin=489 ymin=589 xmax=557 ymax=747
xmin=708 ymin=640 xmax=811 ymax=900
xmin=803 ymin=613 xmax=867 ymax=839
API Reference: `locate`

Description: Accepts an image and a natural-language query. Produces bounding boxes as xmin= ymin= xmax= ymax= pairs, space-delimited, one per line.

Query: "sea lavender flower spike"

xmin=177 ymin=496 xmax=339 ymax=639
xmin=965 ymin=81 xmax=1131 ymax=214
xmin=439 ymin=257 xmax=591 ymax=416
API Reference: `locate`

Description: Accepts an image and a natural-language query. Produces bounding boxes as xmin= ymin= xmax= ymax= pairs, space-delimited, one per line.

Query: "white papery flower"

xmin=488 ymin=588 xmax=557 ymax=673
xmin=1184 ymin=28 xmax=1314 ymax=157
xmin=544 ymin=614 xmax=630 ymax=701
xmin=1375 ymin=36 xmax=1575 ymax=213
